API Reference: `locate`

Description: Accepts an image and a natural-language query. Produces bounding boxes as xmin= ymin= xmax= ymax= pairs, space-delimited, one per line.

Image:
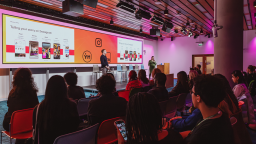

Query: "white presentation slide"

xmin=117 ymin=37 xmax=143 ymax=63
xmin=4 ymin=15 xmax=75 ymax=63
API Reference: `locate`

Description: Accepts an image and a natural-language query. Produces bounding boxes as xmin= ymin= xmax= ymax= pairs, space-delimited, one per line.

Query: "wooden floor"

xmin=82 ymin=82 xmax=128 ymax=92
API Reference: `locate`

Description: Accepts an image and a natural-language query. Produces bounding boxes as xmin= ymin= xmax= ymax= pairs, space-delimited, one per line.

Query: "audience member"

xmin=33 ymin=75 xmax=80 ymax=144
xmin=214 ymin=74 xmax=239 ymax=117
xmin=169 ymin=71 xmax=189 ymax=97
xmin=231 ymin=70 xmax=256 ymax=124
xmin=196 ymin=64 xmax=202 ymax=74
xmin=88 ymin=74 xmax=127 ymax=126
xmin=148 ymin=73 xmax=168 ymax=102
xmin=247 ymin=65 xmax=255 ymax=86
xmin=188 ymin=70 xmax=198 ymax=90
xmin=149 ymin=68 xmax=162 ymax=86
xmin=3 ymin=68 xmax=39 ymax=144
xmin=171 ymin=107 xmax=202 ymax=132
xmin=64 ymin=72 xmax=85 ymax=101
xmin=117 ymin=92 xmax=184 ymax=144
xmin=185 ymin=75 xmax=234 ymax=144
xmin=125 ymin=70 xmax=142 ymax=91
xmin=138 ymin=69 xmax=150 ymax=87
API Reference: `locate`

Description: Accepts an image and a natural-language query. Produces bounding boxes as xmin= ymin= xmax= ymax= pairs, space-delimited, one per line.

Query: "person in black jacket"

xmin=64 ymin=72 xmax=85 ymax=101
xmin=169 ymin=71 xmax=190 ymax=98
xmin=88 ymin=74 xmax=127 ymax=126
xmin=33 ymin=75 xmax=80 ymax=144
xmin=3 ymin=68 xmax=39 ymax=144
xmin=100 ymin=49 xmax=110 ymax=75
xmin=148 ymin=73 xmax=168 ymax=102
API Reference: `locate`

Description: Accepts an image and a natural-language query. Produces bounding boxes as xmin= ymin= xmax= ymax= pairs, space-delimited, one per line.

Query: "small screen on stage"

xmin=1 ymin=10 xmax=143 ymax=68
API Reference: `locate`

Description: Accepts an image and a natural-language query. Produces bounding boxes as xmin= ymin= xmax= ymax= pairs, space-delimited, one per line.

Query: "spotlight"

xmin=188 ymin=32 xmax=193 ymax=37
xmin=254 ymin=13 xmax=256 ymax=18
xmin=110 ymin=19 xmax=114 ymax=25
xmin=162 ymin=22 xmax=173 ymax=33
xmin=193 ymin=25 xmax=197 ymax=31
xmin=160 ymin=34 xmax=162 ymax=38
xmin=200 ymin=29 xmax=203 ymax=34
xmin=174 ymin=29 xmax=178 ymax=33
xmin=181 ymin=27 xmax=187 ymax=35
xmin=208 ymin=34 xmax=211 ymax=38
xmin=194 ymin=34 xmax=199 ymax=39
xmin=140 ymin=27 xmax=143 ymax=33
xmin=254 ymin=0 xmax=256 ymax=7
xmin=161 ymin=38 xmax=163 ymax=41
xmin=171 ymin=37 xmax=174 ymax=41
xmin=186 ymin=21 xmax=190 ymax=27
xmin=205 ymin=33 xmax=208 ymax=37
xmin=164 ymin=8 xmax=168 ymax=15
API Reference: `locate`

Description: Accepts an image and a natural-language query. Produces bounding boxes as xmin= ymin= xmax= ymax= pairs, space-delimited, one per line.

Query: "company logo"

xmin=82 ymin=50 xmax=92 ymax=63
xmin=95 ymin=38 xmax=102 ymax=47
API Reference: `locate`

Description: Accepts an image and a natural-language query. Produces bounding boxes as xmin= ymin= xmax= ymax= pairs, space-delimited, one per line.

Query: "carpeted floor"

xmin=1 ymin=79 xmax=256 ymax=144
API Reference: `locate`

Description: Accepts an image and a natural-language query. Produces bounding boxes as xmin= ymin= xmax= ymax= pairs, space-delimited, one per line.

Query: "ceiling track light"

xmin=164 ymin=8 xmax=168 ymax=15
xmin=140 ymin=26 xmax=143 ymax=33
xmin=186 ymin=21 xmax=190 ymax=27
xmin=174 ymin=29 xmax=178 ymax=33
xmin=110 ymin=19 xmax=114 ymax=25
xmin=254 ymin=0 xmax=256 ymax=7
xmin=200 ymin=29 xmax=203 ymax=34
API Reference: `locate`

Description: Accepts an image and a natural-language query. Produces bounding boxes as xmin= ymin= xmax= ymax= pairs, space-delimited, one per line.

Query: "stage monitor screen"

xmin=0 ymin=10 xmax=143 ymax=68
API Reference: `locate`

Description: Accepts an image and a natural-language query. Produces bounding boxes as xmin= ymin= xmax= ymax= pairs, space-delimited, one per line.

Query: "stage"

xmin=82 ymin=82 xmax=128 ymax=93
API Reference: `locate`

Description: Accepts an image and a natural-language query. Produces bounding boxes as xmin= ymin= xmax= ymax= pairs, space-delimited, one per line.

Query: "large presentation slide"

xmin=1 ymin=10 xmax=143 ymax=67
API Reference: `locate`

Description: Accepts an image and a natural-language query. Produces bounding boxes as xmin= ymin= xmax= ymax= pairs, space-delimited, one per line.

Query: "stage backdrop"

xmin=0 ymin=9 xmax=143 ymax=68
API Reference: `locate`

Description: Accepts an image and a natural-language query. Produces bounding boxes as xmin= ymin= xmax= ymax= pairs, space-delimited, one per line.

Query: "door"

xmin=192 ymin=54 xmax=214 ymax=74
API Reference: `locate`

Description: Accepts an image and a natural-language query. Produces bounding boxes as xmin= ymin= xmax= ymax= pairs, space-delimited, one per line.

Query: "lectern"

xmin=157 ymin=63 xmax=169 ymax=74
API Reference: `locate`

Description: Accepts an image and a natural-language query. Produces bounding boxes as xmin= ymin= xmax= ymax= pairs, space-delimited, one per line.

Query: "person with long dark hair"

xmin=231 ymin=70 xmax=256 ymax=124
xmin=3 ymin=68 xmax=39 ymax=144
xmin=125 ymin=70 xmax=142 ymax=91
xmin=169 ymin=71 xmax=189 ymax=97
xmin=33 ymin=75 xmax=80 ymax=144
xmin=117 ymin=92 xmax=184 ymax=144
xmin=149 ymin=68 xmax=162 ymax=86
xmin=148 ymin=73 xmax=168 ymax=102
xmin=138 ymin=69 xmax=150 ymax=87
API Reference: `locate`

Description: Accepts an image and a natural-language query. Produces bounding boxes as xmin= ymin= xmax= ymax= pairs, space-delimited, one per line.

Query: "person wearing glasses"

xmin=184 ymin=75 xmax=234 ymax=144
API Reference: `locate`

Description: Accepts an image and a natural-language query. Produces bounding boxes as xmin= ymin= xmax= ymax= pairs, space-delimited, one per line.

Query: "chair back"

xmin=165 ymin=96 xmax=178 ymax=118
xmin=143 ymin=86 xmax=152 ymax=92
xmin=118 ymin=90 xmax=130 ymax=101
xmin=129 ymin=64 xmax=133 ymax=70
xmin=141 ymin=64 xmax=145 ymax=69
xmin=53 ymin=124 xmax=99 ymax=144
xmin=158 ymin=100 xmax=168 ymax=116
xmin=176 ymin=93 xmax=188 ymax=111
xmin=77 ymin=97 xmax=98 ymax=116
xmin=93 ymin=65 xmax=99 ymax=72
xmin=97 ymin=117 xmax=125 ymax=144
xmin=122 ymin=64 xmax=127 ymax=71
xmin=117 ymin=65 xmax=122 ymax=71
xmin=129 ymin=88 xmax=143 ymax=98
xmin=185 ymin=93 xmax=192 ymax=107
xmin=10 ymin=108 xmax=34 ymax=135
xmin=135 ymin=65 xmax=139 ymax=70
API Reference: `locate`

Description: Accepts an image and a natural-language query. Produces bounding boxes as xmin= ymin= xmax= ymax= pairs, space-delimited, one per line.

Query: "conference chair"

xmin=1 ymin=108 xmax=34 ymax=144
xmin=129 ymin=87 xmax=143 ymax=98
xmin=141 ymin=64 xmax=147 ymax=70
xmin=118 ymin=90 xmax=130 ymax=101
xmin=135 ymin=64 xmax=139 ymax=73
xmin=117 ymin=64 xmax=126 ymax=83
xmin=122 ymin=64 xmax=128 ymax=83
xmin=159 ymin=100 xmax=169 ymax=117
xmin=53 ymin=124 xmax=99 ymax=144
xmin=176 ymin=93 xmax=189 ymax=113
xmin=91 ymin=65 xmax=102 ymax=85
xmin=77 ymin=97 xmax=98 ymax=117
xmin=129 ymin=64 xmax=133 ymax=71
xmin=97 ymin=117 xmax=125 ymax=144
xmin=165 ymin=96 xmax=178 ymax=118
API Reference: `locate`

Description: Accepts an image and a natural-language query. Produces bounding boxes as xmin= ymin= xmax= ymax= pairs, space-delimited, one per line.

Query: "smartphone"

xmin=42 ymin=42 xmax=51 ymax=59
xmin=53 ymin=43 xmax=60 ymax=59
xmin=15 ymin=39 xmax=26 ymax=58
xmin=29 ymin=41 xmax=39 ymax=59
xmin=114 ymin=119 xmax=127 ymax=141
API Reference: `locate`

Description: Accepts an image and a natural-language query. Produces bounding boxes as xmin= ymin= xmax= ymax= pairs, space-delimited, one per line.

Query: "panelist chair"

xmin=122 ymin=64 xmax=128 ymax=83
xmin=135 ymin=64 xmax=139 ymax=73
xmin=117 ymin=65 xmax=126 ymax=83
xmin=91 ymin=65 xmax=102 ymax=85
